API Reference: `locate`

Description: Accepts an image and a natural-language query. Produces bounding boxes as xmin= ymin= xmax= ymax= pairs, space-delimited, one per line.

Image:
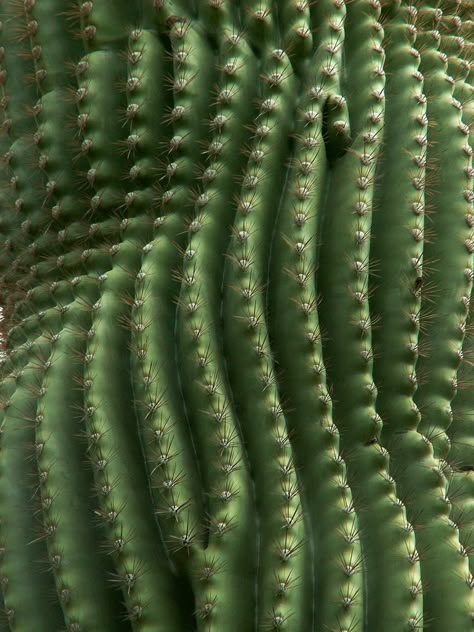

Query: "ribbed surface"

xmin=0 ymin=1 xmax=472 ymax=631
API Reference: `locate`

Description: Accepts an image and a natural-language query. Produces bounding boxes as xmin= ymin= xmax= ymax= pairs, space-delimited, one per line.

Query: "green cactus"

xmin=0 ymin=1 xmax=472 ymax=630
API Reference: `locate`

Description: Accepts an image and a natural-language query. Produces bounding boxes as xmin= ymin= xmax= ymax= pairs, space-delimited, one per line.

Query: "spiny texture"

xmin=0 ymin=1 xmax=472 ymax=631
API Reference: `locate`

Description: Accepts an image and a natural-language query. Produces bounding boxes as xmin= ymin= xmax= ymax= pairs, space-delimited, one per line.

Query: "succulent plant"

xmin=0 ymin=1 xmax=472 ymax=630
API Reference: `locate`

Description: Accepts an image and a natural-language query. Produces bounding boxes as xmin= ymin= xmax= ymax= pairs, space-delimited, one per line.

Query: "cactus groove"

xmin=0 ymin=1 xmax=472 ymax=631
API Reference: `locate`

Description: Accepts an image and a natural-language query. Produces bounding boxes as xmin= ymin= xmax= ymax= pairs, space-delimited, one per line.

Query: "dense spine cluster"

xmin=0 ymin=1 xmax=472 ymax=631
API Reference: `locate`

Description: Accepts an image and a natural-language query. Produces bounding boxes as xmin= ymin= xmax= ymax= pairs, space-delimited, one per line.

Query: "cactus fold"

xmin=0 ymin=1 xmax=472 ymax=631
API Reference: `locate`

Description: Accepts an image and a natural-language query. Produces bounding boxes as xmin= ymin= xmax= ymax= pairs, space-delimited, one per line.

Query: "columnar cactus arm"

xmin=317 ymin=2 xmax=426 ymax=629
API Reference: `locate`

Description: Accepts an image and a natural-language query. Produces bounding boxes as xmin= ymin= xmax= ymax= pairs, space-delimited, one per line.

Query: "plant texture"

xmin=0 ymin=0 xmax=472 ymax=630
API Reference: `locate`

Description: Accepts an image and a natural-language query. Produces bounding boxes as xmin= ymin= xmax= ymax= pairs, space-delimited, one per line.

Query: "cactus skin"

xmin=0 ymin=1 xmax=472 ymax=631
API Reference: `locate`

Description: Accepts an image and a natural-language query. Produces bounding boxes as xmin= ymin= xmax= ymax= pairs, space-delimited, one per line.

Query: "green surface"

xmin=0 ymin=1 xmax=472 ymax=630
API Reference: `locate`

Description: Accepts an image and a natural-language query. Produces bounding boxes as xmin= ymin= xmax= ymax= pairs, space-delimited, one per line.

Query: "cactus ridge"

xmin=0 ymin=1 xmax=472 ymax=631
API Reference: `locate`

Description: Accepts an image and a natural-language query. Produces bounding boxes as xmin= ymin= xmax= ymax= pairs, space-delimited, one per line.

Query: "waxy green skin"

xmin=0 ymin=1 xmax=472 ymax=631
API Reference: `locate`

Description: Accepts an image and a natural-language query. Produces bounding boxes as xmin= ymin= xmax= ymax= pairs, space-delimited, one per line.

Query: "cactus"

xmin=0 ymin=0 xmax=472 ymax=630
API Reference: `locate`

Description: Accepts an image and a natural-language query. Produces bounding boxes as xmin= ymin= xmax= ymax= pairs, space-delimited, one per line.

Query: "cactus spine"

xmin=0 ymin=1 xmax=472 ymax=631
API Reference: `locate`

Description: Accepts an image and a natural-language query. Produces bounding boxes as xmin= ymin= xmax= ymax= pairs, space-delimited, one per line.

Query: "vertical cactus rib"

xmin=367 ymin=9 xmax=439 ymax=626
xmin=367 ymin=6 xmax=474 ymax=631
xmin=0 ymin=0 xmax=38 ymax=133
xmin=241 ymin=0 xmax=274 ymax=53
xmin=34 ymin=301 xmax=124 ymax=631
xmin=113 ymin=15 xmax=219 ymax=630
xmin=73 ymin=47 xmax=128 ymax=214
xmin=0 ymin=133 xmax=43 ymax=306
xmin=0 ymin=0 xmax=49 ymax=302
xmin=0 ymin=340 xmax=65 ymax=631
xmin=267 ymin=50 xmax=364 ymax=632
xmin=222 ymin=48 xmax=307 ymax=630
xmin=306 ymin=0 xmax=350 ymax=146
xmin=369 ymin=2 xmax=429 ymax=466
xmin=120 ymin=27 xmax=166 ymax=188
xmin=148 ymin=1 xmax=193 ymax=33
xmin=128 ymin=214 xmax=207 ymax=631
xmin=0 ymin=3 xmax=66 ymax=243
xmin=413 ymin=24 xmax=473 ymax=462
xmin=449 ymin=469 xmax=474 ymax=579
xmin=80 ymin=236 xmax=192 ymax=631
xmin=276 ymin=0 xmax=313 ymax=68
xmin=24 ymin=0 xmax=83 ymax=91
xmin=63 ymin=0 xmax=142 ymax=50
xmin=197 ymin=0 xmax=235 ymax=34
xmin=451 ymin=297 xmax=474 ymax=470
xmin=0 ymin=374 xmax=14 ymax=630
xmin=317 ymin=2 xmax=425 ymax=629
xmin=175 ymin=29 xmax=259 ymax=632
xmin=391 ymin=20 xmax=474 ymax=632
xmin=25 ymin=90 xmax=79 ymax=233
xmin=129 ymin=220 xmax=203 ymax=585
xmin=264 ymin=10 xmax=354 ymax=629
